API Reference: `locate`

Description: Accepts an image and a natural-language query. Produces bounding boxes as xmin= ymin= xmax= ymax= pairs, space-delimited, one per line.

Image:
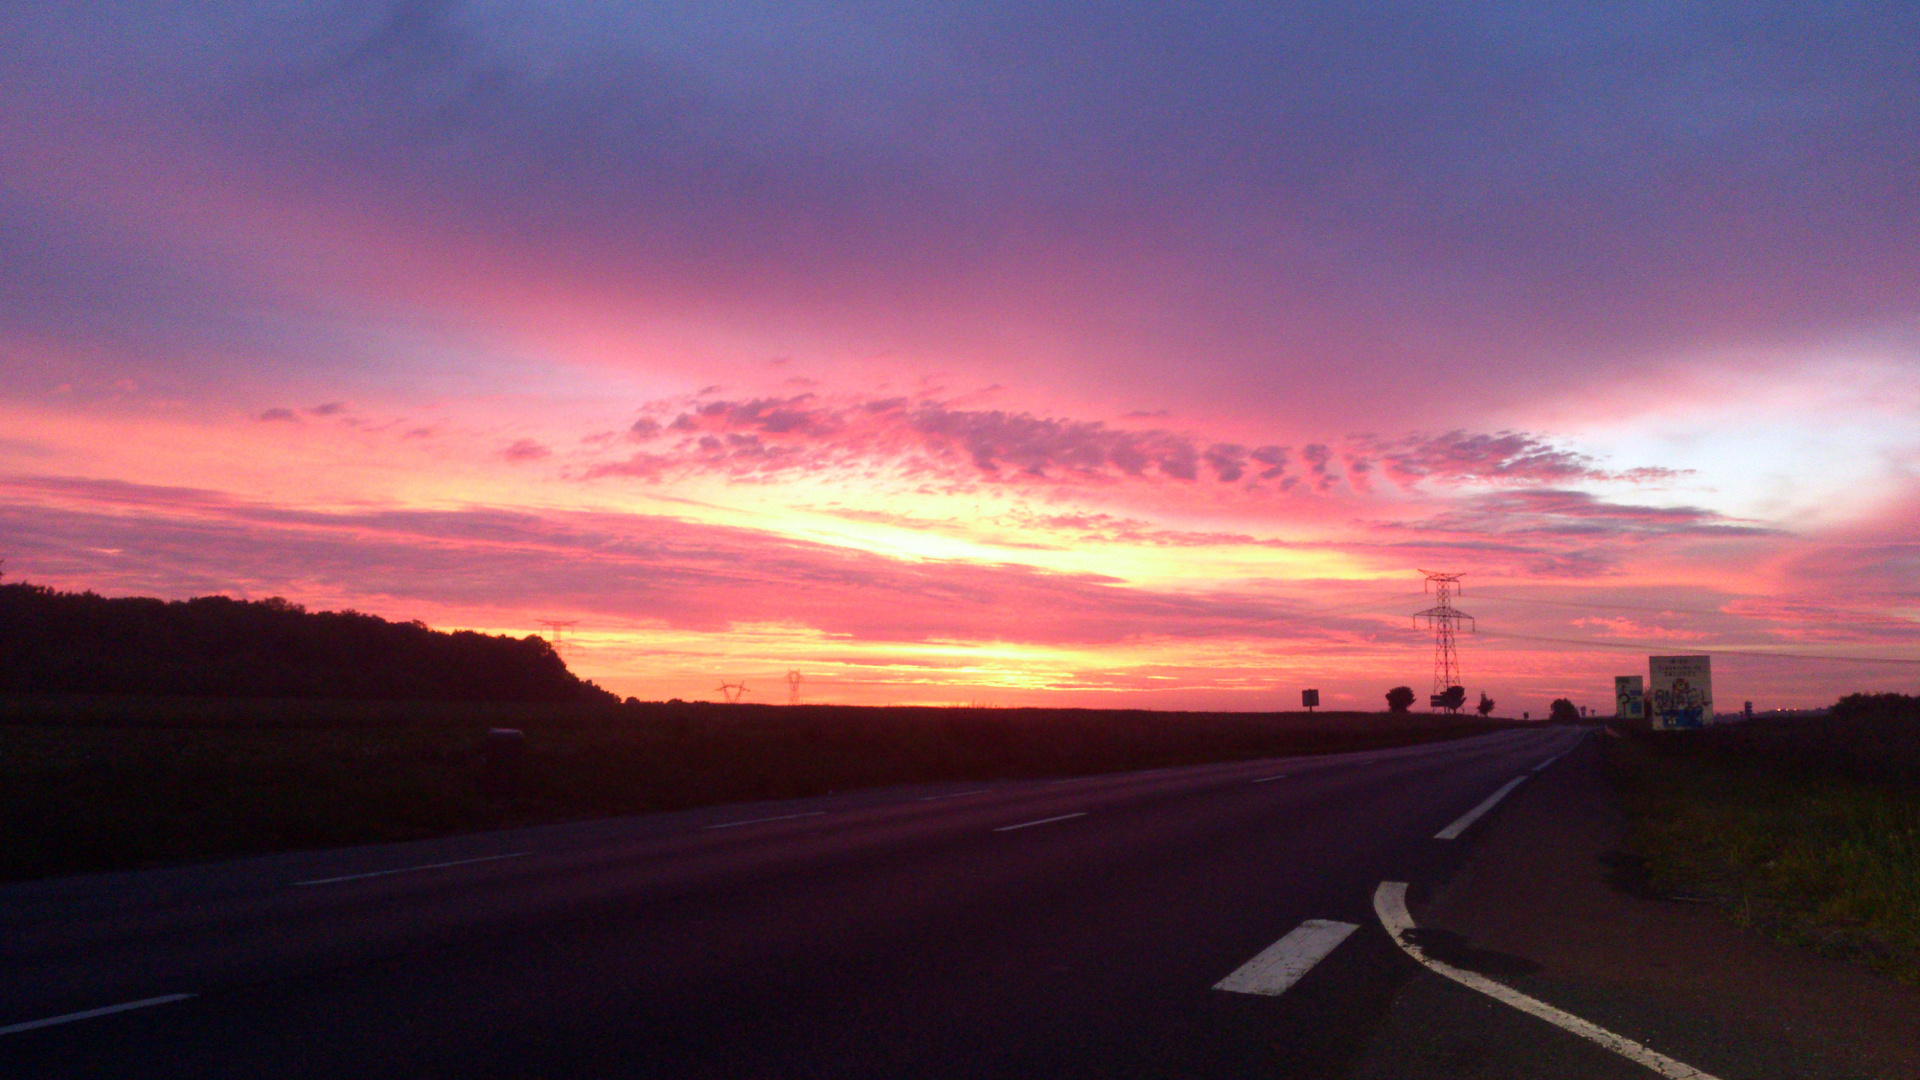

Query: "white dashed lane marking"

xmin=703 ymin=811 xmax=827 ymax=830
xmin=1 ymin=994 xmax=197 ymax=1037
xmin=293 ymin=852 xmax=532 ymax=886
xmin=1213 ymin=919 xmax=1359 ymax=997
xmin=993 ymin=812 xmax=1088 ymax=832
xmin=1433 ymin=776 xmax=1527 ymax=840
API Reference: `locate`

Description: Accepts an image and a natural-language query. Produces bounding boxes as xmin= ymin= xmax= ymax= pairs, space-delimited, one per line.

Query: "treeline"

xmin=0 ymin=582 xmax=615 ymax=703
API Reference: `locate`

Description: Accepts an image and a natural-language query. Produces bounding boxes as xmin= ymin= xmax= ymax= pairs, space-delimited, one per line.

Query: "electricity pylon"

xmin=536 ymin=619 xmax=578 ymax=660
xmin=717 ymin=682 xmax=749 ymax=704
xmin=786 ymin=670 xmax=804 ymax=706
xmin=1413 ymin=570 xmax=1474 ymax=708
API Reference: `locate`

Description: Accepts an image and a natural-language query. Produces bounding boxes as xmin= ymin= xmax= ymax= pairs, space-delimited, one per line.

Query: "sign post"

xmin=1301 ymin=689 xmax=1319 ymax=713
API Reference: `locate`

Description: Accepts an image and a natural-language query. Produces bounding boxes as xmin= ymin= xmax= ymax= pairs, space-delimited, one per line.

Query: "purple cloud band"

xmin=583 ymin=393 xmax=1686 ymax=493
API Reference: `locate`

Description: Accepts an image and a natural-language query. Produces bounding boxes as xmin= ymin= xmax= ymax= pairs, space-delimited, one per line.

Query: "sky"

xmin=4 ymin=1 xmax=1918 ymax=713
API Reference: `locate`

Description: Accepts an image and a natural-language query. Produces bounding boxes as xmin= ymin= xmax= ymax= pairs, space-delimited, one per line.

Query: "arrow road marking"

xmin=1374 ymin=882 xmax=1723 ymax=1080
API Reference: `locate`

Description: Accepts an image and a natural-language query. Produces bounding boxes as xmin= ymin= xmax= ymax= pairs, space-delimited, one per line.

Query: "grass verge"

xmin=3 ymin=696 xmax=1513 ymax=882
xmin=1606 ymin=729 xmax=1920 ymax=985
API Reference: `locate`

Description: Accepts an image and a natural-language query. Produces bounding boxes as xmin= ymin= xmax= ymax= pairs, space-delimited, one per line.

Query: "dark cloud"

xmin=1360 ymin=488 xmax=1776 ymax=577
xmin=585 ymin=393 xmax=1695 ymax=499
xmin=256 ymin=408 xmax=299 ymax=423
xmin=1359 ymin=431 xmax=1689 ymax=486
xmin=501 ymin=438 xmax=551 ymax=462
xmin=6 ymin=3 xmax=1914 ymax=425
xmin=594 ymin=395 xmax=1240 ymax=487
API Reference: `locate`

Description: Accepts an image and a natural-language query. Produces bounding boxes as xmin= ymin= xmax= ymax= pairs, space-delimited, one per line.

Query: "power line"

xmin=1471 ymin=593 xmax=1724 ymax=616
xmin=1477 ymin=628 xmax=1920 ymax=666
xmin=1474 ymin=591 xmax=1911 ymax=622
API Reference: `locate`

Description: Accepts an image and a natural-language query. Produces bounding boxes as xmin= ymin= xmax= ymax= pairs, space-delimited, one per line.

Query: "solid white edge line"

xmin=1434 ymin=776 xmax=1527 ymax=840
xmin=293 ymin=851 xmax=532 ymax=886
xmin=993 ymin=811 xmax=1088 ymax=832
xmin=1213 ymin=919 xmax=1359 ymax=996
xmin=1373 ymin=883 xmax=1723 ymax=1080
xmin=1251 ymin=774 xmax=1288 ymax=783
xmin=0 ymin=994 xmax=197 ymax=1037
xmin=703 ymin=811 xmax=828 ymax=830
xmin=918 ymin=788 xmax=994 ymax=801
xmin=1533 ymin=749 xmax=1572 ymax=773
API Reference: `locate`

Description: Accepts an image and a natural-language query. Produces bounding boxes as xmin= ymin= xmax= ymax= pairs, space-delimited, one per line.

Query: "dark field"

xmin=1607 ymin=702 xmax=1920 ymax=984
xmin=1 ymin=696 xmax=1520 ymax=882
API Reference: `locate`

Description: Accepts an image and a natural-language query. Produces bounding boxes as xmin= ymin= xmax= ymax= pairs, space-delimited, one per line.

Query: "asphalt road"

xmin=3 ymin=726 xmax=1590 ymax=1078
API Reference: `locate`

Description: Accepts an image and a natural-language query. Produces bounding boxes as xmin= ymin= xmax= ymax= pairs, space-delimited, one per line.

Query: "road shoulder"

xmin=1358 ymin=731 xmax=1920 ymax=1080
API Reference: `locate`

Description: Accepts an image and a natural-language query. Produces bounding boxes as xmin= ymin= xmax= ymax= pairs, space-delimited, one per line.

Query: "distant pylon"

xmin=1413 ymin=570 xmax=1475 ymax=708
xmin=536 ymin=619 xmax=578 ymax=660
xmin=786 ymin=670 xmax=803 ymax=706
xmin=717 ymin=682 xmax=749 ymax=704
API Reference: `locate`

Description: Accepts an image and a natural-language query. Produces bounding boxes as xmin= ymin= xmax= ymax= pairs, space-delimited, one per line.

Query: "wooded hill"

xmin=0 ymin=581 xmax=614 ymax=703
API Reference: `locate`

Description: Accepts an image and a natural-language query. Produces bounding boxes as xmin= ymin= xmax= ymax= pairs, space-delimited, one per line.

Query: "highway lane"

xmin=3 ymin=725 xmax=1586 ymax=1077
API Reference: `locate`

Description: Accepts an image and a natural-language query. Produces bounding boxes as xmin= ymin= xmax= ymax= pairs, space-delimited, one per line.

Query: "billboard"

xmin=1648 ymin=655 xmax=1712 ymax=730
xmin=1614 ymin=675 xmax=1644 ymax=720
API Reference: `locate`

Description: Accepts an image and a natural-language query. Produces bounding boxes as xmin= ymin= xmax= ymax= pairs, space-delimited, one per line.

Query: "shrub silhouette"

xmin=1386 ymin=686 xmax=1415 ymax=713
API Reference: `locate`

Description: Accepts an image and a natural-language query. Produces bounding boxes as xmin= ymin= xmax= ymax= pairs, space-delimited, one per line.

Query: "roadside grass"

xmin=2 ymin=696 xmax=1517 ymax=882
xmin=1606 ymin=730 xmax=1920 ymax=985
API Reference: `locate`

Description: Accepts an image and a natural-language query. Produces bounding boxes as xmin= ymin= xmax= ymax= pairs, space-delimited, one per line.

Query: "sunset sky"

xmin=5 ymin=2 xmax=1918 ymax=712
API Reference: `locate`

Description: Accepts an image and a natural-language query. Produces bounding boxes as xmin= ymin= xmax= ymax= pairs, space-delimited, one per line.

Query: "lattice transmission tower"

xmin=536 ymin=619 xmax=578 ymax=661
xmin=786 ymin=670 xmax=804 ymax=706
xmin=716 ymin=682 xmax=749 ymax=704
xmin=1413 ymin=570 xmax=1475 ymax=706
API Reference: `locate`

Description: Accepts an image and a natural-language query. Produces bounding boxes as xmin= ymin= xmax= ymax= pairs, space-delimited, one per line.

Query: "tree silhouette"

xmin=1438 ymin=685 xmax=1467 ymax=713
xmin=1386 ymin=685 xmax=1415 ymax=713
xmin=0 ymin=580 xmax=616 ymax=703
xmin=1549 ymin=698 xmax=1581 ymax=724
xmin=1476 ymin=692 xmax=1495 ymax=717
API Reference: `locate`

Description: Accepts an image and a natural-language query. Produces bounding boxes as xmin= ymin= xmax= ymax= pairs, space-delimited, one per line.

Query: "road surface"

xmin=4 ymin=726 xmax=1591 ymax=1077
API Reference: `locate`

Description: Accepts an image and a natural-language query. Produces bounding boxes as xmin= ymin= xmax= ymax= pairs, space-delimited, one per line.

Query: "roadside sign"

xmin=1648 ymin=655 xmax=1713 ymax=730
xmin=1614 ymin=676 xmax=1645 ymax=720
xmin=1301 ymin=689 xmax=1319 ymax=711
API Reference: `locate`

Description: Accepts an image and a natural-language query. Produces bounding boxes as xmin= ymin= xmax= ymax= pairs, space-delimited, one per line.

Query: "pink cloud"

xmin=0 ymin=475 xmax=1377 ymax=648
